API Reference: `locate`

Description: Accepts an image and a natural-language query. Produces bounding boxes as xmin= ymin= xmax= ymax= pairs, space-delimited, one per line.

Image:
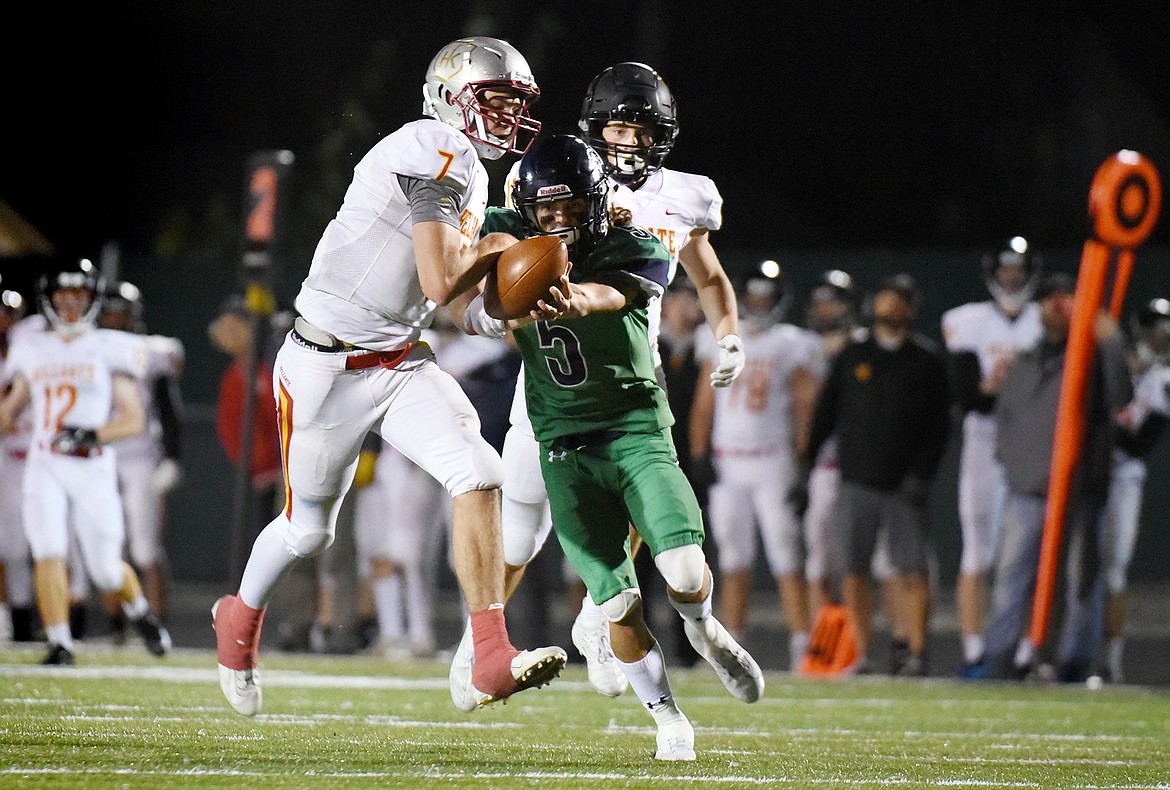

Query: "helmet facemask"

xmin=39 ymin=263 xmax=104 ymax=337
xmin=516 ymin=184 xmax=610 ymax=253
xmin=984 ymin=238 xmax=1040 ymax=317
xmin=584 ymin=114 xmax=676 ymax=184
xmin=512 ymin=135 xmax=612 ymax=255
xmin=578 ymin=62 xmax=678 ymax=185
xmin=448 ymin=81 xmax=541 ymax=159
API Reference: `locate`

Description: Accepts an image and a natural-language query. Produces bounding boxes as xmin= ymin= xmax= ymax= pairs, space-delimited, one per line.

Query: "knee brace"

xmin=282 ymin=497 xmax=337 ymax=558
xmin=654 ymin=544 xmax=707 ymax=594
xmin=501 ymin=495 xmax=553 ymax=567
xmin=599 ymin=587 xmax=642 ymax=623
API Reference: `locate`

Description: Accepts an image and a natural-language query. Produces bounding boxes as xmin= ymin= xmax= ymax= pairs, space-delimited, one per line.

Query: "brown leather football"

xmin=483 ymin=235 xmax=570 ymax=320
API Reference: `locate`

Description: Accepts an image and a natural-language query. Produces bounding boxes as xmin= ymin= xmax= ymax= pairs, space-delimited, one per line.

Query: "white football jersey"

xmin=6 ymin=326 xmax=146 ymax=451
xmin=108 ymin=333 xmax=184 ymax=460
xmin=1123 ymin=360 xmax=1170 ymax=428
xmin=696 ymin=323 xmax=826 ymax=455
xmin=296 ymin=119 xmax=490 ymax=352
xmin=941 ymin=300 xmax=1042 ymax=379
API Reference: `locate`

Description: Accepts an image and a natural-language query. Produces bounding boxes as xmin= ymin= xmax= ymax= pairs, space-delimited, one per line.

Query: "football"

xmin=483 ymin=235 xmax=570 ymax=320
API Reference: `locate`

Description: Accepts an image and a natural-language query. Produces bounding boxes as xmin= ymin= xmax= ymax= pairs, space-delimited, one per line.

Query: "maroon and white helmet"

xmin=421 ymin=36 xmax=540 ymax=161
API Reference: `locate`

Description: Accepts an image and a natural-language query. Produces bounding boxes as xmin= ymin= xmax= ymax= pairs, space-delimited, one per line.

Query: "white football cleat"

xmin=448 ymin=618 xmax=477 ymax=713
xmin=655 ymin=715 xmax=696 ymax=761
xmin=212 ymin=596 xmax=262 ymax=717
xmin=217 ymin=664 xmax=262 ymax=717
xmin=470 ymin=646 xmax=567 ymax=708
xmin=571 ymin=609 xmax=628 ymax=697
xmin=684 ymin=617 xmax=764 ymax=703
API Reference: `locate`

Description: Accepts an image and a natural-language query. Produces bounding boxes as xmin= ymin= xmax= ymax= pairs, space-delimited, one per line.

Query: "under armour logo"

xmin=645 ymin=694 xmax=670 ymax=712
xmin=548 ymin=449 xmax=569 ymax=462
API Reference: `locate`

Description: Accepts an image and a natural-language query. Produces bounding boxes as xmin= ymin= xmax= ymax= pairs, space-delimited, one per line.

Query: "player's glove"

xmin=786 ymin=460 xmax=812 ymax=517
xmin=50 ymin=426 xmax=100 ymax=457
xmin=151 ymin=457 xmax=183 ymax=493
xmin=897 ymin=475 xmax=929 ymax=507
xmin=710 ymin=334 xmax=745 ymax=388
xmin=462 ymin=293 xmax=509 ymax=339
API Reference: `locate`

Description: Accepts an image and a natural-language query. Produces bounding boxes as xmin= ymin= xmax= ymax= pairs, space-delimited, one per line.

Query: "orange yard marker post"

xmin=1028 ymin=151 xmax=1161 ymax=649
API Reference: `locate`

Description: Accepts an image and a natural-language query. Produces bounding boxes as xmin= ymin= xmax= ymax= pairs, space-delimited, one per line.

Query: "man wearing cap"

xmin=973 ymin=273 xmax=1132 ymax=682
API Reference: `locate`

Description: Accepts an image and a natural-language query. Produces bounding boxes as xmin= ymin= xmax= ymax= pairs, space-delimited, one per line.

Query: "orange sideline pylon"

xmin=1028 ymin=151 xmax=1161 ymax=649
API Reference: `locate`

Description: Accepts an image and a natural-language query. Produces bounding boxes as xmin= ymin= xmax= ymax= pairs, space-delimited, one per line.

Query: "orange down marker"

xmin=1028 ymin=151 xmax=1161 ymax=649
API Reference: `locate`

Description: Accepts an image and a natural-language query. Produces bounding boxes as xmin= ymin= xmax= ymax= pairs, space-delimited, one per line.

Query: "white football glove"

xmin=151 ymin=458 xmax=183 ymax=493
xmin=710 ymin=334 xmax=745 ymax=388
xmin=462 ymin=293 xmax=509 ymax=339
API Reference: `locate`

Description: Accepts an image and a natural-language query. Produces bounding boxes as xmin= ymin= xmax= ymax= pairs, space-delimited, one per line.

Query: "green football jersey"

xmin=481 ymin=207 xmax=674 ymax=442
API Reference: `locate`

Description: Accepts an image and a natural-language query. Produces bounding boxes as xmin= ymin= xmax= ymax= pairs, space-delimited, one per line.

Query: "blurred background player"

xmin=98 ymin=280 xmax=185 ymax=634
xmin=690 ymin=262 xmax=825 ymax=671
xmin=1100 ymin=297 xmax=1170 ymax=682
xmin=0 ymin=286 xmax=36 ymax=643
xmin=483 ymin=61 xmax=743 ymax=698
xmin=942 ymin=236 xmax=1042 ymax=675
xmin=0 ymin=258 xmax=170 ymax=664
xmin=799 ymin=269 xmax=859 ymax=615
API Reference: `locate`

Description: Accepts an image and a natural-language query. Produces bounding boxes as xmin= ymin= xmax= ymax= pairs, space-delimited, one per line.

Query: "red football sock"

xmin=470 ymin=605 xmax=520 ymax=697
xmin=216 ymin=594 xmax=267 ymax=670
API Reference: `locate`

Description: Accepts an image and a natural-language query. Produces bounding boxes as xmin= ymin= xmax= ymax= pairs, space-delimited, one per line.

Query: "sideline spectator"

xmin=972 ymin=273 xmax=1132 ymax=683
xmin=804 ymin=273 xmax=951 ymax=676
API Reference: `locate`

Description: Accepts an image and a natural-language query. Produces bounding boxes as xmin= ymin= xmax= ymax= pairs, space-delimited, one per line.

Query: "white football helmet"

xmin=421 ymin=36 xmax=540 ymax=161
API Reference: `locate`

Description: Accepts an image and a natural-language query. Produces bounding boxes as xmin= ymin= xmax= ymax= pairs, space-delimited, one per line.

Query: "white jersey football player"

xmin=211 ymin=36 xmax=566 ymax=718
xmin=0 ymin=290 xmax=36 ymax=642
xmin=942 ymin=236 xmax=1042 ymax=672
xmin=456 ymin=62 xmax=743 ymax=703
xmin=1100 ymin=298 xmax=1170 ymax=682
xmin=0 ymin=259 xmax=171 ymax=665
xmin=690 ymin=264 xmax=826 ymax=671
xmin=98 ymin=281 xmax=185 ymax=628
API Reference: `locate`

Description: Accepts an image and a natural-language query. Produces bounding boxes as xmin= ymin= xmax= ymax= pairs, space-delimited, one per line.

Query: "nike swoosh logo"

xmin=664 ymin=210 xmax=683 ymax=216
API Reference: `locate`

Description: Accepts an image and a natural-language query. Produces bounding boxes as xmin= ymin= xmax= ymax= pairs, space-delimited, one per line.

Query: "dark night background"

xmin=3 ymin=2 xmax=1170 ymax=590
xmin=4 ymin=1 xmax=1169 ymax=259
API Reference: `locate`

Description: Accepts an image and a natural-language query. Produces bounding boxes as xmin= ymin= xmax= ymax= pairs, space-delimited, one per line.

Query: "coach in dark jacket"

xmin=805 ymin=274 xmax=951 ymax=675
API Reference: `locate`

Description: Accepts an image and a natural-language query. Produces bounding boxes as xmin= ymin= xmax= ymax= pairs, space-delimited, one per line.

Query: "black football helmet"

xmin=37 ymin=257 xmax=104 ymax=335
xmin=99 ymin=280 xmax=146 ymax=333
xmin=737 ymin=260 xmax=791 ymax=331
xmin=578 ymin=62 xmax=679 ymax=185
xmin=805 ymin=269 xmax=858 ymax=333
xmin=512 ymin=134 xmax=611 ymax=251
xmin=1132 ymin=297 xmax=1170 ymax=364
xmin=982 ymin=236 xmax=1041 ymax=316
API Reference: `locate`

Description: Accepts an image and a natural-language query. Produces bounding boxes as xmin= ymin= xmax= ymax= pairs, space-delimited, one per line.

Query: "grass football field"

xmin=1 ymin=644 xmax=1168 ymax=788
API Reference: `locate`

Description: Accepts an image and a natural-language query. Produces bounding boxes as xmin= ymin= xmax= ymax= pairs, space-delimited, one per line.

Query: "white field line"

xmin=0 ymin=768 xmax=1168 ymax=788
xmin=2 ymin=662 xmax=1166 ymax=748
